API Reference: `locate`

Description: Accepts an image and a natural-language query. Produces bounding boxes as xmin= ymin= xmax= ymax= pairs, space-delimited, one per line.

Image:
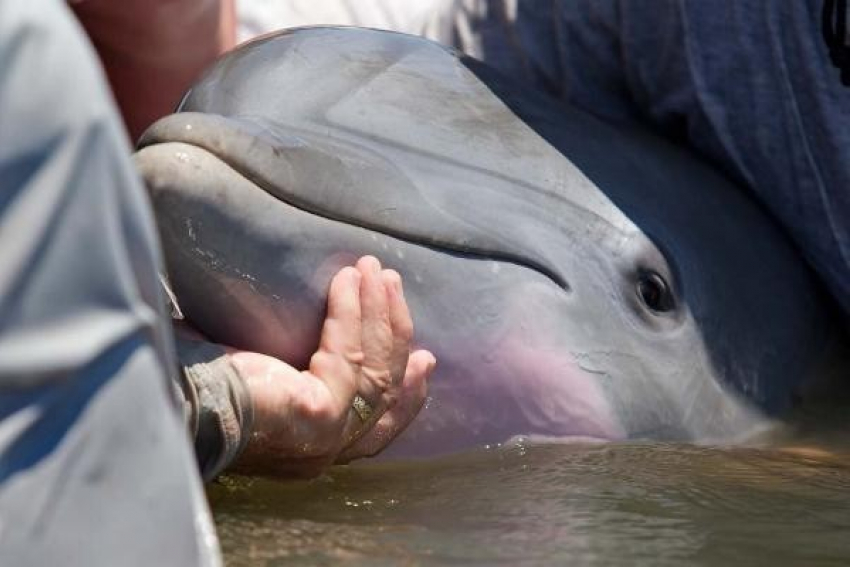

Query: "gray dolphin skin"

xmin=135 ymin=27 xmax=843 ymax=457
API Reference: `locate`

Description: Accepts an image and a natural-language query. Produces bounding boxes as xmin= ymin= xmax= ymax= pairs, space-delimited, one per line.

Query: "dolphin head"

xmin=135 ymin=28 xmax=843 ymax=456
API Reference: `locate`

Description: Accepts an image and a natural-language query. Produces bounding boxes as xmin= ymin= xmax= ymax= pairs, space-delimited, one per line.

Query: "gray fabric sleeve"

xmin=0 ymin=1 xmax=221 ymax=565
xmin=173 ymin=336 xmax=255 ymax=481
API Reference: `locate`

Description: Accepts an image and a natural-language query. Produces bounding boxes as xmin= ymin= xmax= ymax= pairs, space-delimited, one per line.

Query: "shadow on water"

xmin=211 ymin=440 xmax=850 ymax=566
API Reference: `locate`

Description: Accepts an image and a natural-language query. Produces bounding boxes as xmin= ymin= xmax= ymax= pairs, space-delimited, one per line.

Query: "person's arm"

xmin=173 ymin=256 xmax=436 ymax=480
xmin=72 ymin=0 xmax=236 ymax=141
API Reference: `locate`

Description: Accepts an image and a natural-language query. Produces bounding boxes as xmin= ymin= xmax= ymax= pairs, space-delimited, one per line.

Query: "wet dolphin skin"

xmin=136 ymin=27 xmax=843 ymax=457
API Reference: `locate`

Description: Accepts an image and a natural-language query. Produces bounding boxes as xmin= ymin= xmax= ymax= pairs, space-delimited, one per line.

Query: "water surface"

xmin=211 ymin=431 xmax=850 ymax=566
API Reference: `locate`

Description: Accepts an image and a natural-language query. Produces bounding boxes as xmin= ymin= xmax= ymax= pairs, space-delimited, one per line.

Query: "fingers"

xmin=335 ymin=256 xmax=402 ymax=444
xmin=308 ymin=266 xmax=363 ymax=416
xmin=308 ymin=256 xmax=417 ymax=447
xmin=337 ymin=349 xmax=435 ymax=463
xmin=238 ymin=255 xmax=433 ymax=478
xmin=383 ymin=269 xmax=414 ymax=389
xmin=355 ymin=256 xmax=394 ymax=402
xmin=335 ymin=256 xmax=422 ymax=450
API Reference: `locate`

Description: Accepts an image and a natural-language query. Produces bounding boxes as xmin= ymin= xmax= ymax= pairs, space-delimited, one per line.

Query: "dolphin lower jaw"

xmin=384 ymin=341 xmax=630 ymax=457
xmin=617 ymin=367 xmax=762 ymax=444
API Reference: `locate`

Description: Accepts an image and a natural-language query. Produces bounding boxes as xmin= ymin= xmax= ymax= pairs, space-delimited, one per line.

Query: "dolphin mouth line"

xmin=154 ymin=139 xmax=571 ymax=291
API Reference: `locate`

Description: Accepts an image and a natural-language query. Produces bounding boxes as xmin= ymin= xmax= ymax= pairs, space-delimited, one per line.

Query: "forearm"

xmin=72 ymin=0 xmax=236 ymax=140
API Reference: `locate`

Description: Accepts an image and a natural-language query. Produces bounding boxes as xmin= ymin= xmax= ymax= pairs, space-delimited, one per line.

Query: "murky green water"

xmin=211 ymin=429 xmax=850 ymax=566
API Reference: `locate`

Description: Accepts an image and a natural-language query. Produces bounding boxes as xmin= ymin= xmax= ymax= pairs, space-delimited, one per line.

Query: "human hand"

xmin=225 ymin=256 xmax=435 ymax=478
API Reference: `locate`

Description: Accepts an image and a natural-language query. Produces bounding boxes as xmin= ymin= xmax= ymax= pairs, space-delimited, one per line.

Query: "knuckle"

xmin=309 ymin=350 xmax=332 ymax=372
xmin=295 ymin=389 xmax=337 ymax=424
xmin=343 ymin=349 xmax=365 ymax=367
xmin=362 ymin=366 xmax=393 ymax=390
xmin=312 ymin=349 xmax=363 ymax=374
xmin=306 ymin=350 xmax=321 ymax=371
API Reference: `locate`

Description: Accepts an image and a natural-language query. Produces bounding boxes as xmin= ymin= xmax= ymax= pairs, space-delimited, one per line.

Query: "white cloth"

xmin=237 ymin=0 xmax=456 ymax=44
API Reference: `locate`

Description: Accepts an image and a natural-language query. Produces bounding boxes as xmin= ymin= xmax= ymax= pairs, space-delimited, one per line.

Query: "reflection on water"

xmin=211 ymin=438 xmax=850 ymax=566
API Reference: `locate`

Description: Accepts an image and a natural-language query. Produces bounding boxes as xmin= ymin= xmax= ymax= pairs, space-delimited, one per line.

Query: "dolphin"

xmin=134 ymin=27 xmax=844 ymax=457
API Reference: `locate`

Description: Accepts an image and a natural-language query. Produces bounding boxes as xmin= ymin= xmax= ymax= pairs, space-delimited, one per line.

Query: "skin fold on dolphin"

xmin=134 ymin=27 xmax=846 ymax=457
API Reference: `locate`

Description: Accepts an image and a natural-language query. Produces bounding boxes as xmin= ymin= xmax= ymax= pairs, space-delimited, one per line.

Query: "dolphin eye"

xmin=637 ymin=271 xmax=675 ymax=313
